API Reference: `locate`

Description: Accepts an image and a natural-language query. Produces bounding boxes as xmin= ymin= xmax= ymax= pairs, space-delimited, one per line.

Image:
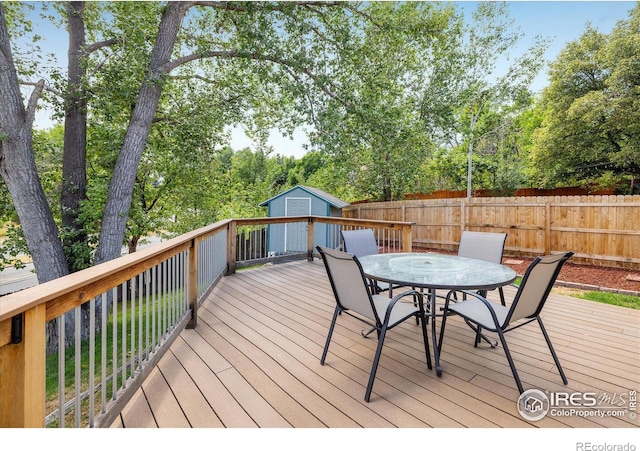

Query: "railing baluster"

xmin=58 ymin=314 xmax=65 ymax=428
xmin=122 ymin=281 xmax=127 ymax=389
xmin=146 ymin=270 xmax=150 ymax=362
xmin=74 ymin=306 xmax=81 ymax=428
xmin=152 ymin=266 xmax=157 ymax=354
xmin=101 ymin=292 xmax=107 ymax=413
xmin=138 ymin=273 xmax=143 ymax=370
xmin=163 ymin=259 xmax=168 ymax=340
xmin=130 ymin=276 xmax=135 ymax=379
xmin=112 ymin=286 xmax=118 ymax=400
xmin=183 ymin=251 xmax=188 ymax=311
xmin=89 ymin=297 xmax=95 ymax=427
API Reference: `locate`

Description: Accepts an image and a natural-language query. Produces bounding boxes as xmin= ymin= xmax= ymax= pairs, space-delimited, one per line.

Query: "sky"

xmin=22 ymin=1 xmax=637 ymax=158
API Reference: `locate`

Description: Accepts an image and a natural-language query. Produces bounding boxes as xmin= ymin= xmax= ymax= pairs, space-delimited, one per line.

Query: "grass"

xmin=44 ymin=288 xmax=186 ymax=427
xmin=513 ymin=277 xmax=639 ymax=310
xmin=554 ymin=287 xmax=640 ymax=310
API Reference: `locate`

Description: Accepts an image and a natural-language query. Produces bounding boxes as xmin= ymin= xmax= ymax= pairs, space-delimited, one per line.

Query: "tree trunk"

xmin=0 ymin=5 xmax=69 ymax=284
xmin=94 ymin=2 xmax=188 ymax=264
xmin=61 ymin=1 xmax=89 ymax=273
xmin=2 ymin=6 xmax=70 ymax=355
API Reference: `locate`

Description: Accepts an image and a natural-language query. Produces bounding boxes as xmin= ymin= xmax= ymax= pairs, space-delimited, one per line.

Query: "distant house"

xmin=259 ymin=185 xmax=349 ymax=255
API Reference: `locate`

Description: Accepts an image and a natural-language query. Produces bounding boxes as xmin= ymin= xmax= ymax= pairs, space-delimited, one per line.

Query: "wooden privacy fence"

xmin=343 ymin=195 xmax=640 ymax=270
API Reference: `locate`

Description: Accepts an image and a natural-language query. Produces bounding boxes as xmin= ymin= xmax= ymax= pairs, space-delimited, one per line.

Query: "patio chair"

xmin=340 ymin=228 xmax=393 ymax=294
xmin=457 ymin=231 xmax=508 ymax=305
xmin=438 ymin=251 xmax=574 ymax=394
xmin=316 ymin=245 xmax=432 ymax=402
xmin=341 ymin=228 xmax=412 ymax=337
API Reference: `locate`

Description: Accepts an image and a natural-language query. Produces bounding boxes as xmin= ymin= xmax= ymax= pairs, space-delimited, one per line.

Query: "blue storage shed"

xmin=259 ymin=185 xmax=349 ymax=255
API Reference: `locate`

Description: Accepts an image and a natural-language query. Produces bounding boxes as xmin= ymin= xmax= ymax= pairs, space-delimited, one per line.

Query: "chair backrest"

xmin=458 ymin=231 xmax=507 ymax=264
xmin=340 ymin=229 xmax=379 ymax=257
xmin=507 ymin=252 xmax=574 ymax=324
xmin=316 ymin=246 xmax=378 ymax=322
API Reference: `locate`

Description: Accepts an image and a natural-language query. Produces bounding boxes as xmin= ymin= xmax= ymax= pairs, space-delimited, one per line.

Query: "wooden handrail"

xmin=0 ymin=215 xmax=413 ymax=427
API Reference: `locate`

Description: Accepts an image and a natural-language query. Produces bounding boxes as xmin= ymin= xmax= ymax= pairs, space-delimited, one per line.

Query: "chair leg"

xmin=474 ymin=325 xmax=482 ymax=347
xmin=365 ymin=324 xmax=389 ymax=402
xmin=418 ymin=307 xmax=432 ymax=370
xmin=438 ymin=296 xmax=451 ymax=355
xmin=537 ymin=316 xmax=568 ymax=385
xmin=321 ymin=307 xmax=340 ymax=365
xmin=496 ymin=328 xmax=525 ymax=394
xmin=498 ymin=287 xmax=506 ymax=306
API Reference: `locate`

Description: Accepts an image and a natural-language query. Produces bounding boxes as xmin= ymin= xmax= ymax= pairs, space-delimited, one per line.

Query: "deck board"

xmin=111 ymin=259 xmax=640 ymax=429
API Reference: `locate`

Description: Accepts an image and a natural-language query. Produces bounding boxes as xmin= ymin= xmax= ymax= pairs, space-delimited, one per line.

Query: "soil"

xmin=502 ymin=257 xmax=640 ymax=294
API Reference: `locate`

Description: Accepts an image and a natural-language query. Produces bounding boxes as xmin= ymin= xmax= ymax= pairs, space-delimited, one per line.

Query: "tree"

xmin=4 ymin=1 xmax=461 ymax=280
xmin=529 ymin=4 xmax=640 ymax=192
xmin=420 ymin=2 xmax=549 ymax=197
xmin=309 ymin=1 xmax=451 ymax=201
xmin=0 ymin=4 xmax=69 ymax=283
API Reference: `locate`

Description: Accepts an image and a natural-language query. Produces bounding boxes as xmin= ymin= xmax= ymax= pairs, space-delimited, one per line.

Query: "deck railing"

xmin=0 ymin=216 xmax=412 ymax=428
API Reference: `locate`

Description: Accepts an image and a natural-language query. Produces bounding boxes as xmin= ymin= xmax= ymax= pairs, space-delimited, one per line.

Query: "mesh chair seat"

xmin=447 ymin=298 xmax=510 ymax=330
xmin=371 ymin=294 xmax=421 ymax=326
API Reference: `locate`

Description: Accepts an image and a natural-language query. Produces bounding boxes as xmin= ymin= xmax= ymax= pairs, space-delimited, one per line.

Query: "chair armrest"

xmin=382 ymin=290 xmax=424 ymax=324
xmin=444 ymin=289 xmax=503 ymax=329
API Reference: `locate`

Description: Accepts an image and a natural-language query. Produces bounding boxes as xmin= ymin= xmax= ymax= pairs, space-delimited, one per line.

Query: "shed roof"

xmin=259 ymin=185 xmax=350 ymax=209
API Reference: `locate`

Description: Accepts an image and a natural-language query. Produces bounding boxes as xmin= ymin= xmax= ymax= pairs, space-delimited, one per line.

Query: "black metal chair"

xmin=316 ymin=245 xmax=432 ymax=402
xmin=439 ymin=251 xmax=574 ymax=394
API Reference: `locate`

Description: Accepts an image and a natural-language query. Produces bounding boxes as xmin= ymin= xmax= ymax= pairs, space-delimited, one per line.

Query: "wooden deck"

xmin=109 ymin=258 xmax=640 ymax=429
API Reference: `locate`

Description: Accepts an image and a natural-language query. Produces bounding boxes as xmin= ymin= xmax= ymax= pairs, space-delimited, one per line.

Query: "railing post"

xmin=402 ymin=224 xmax=413 ymax=252
xmin=227 ymin=221 xmax=237 ymax=275
xmin=0 ymin=305 xmax=46 ymax=427
xmin=307 ymin=218 xmax=315 ymax=261
xmin=187 ymin=238 xmax=198 ymax=329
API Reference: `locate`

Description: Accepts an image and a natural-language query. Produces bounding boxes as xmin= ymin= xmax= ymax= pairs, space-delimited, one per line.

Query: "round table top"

xmin=358 ymin=252 xmax=517 ymax=291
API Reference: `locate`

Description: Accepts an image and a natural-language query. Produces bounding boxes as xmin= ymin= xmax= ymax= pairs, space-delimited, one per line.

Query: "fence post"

xmin=307 ymin=218 xmax=315 ymax=261
xmin=402 ymin=224 xmax=413 ymax=252
xmin=227 ymin=221 xmax=237 ymax=275
xmin=187 ymin=238 xmax=198 ymax=329
xmin=545 ymin=202 xmax=551 ymax=255
xmin=0 ymin=305 xmax=46 ymax=427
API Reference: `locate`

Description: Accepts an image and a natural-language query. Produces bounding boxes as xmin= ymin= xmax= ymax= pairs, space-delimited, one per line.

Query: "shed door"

xmin=285 ymin=197 xmax=311 ymax=252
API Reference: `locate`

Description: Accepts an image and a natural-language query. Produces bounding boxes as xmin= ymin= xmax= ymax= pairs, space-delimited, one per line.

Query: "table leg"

xmin=429 ymin=288 xmax=442 ymax=376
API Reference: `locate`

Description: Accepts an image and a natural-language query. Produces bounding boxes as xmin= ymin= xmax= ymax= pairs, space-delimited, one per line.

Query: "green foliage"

xmin=420 ymin=2 xmax=549 ymax=195
xmin=7 ymin=0 xmax=638 ymax=280
xmin=529 ymin=4 xmax=640 ymax=192
xmin=0 ymin=125 xmax=66 ymax=271
xmin=309 ymin=2 xmax=453 ymax=201
xmin=0 ymin=223 xmax=28 ymax=270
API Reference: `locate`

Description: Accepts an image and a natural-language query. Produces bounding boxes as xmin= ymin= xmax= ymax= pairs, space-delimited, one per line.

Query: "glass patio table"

xmin=358 ymin=252 xmax=517 ymax=376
